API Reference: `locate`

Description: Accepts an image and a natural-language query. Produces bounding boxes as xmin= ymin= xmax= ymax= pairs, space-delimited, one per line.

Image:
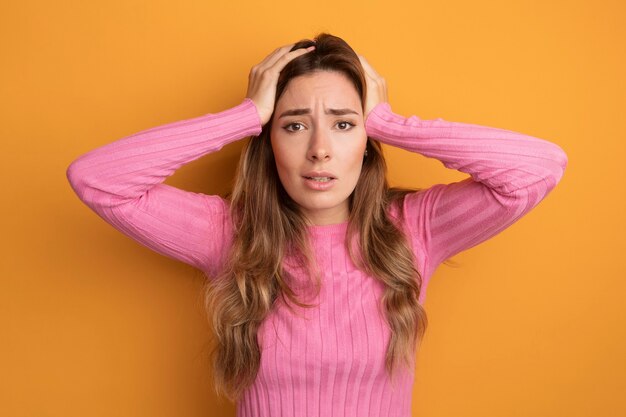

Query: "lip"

xmin=303 ymin=176 xmax=337 ymax=191
xmin=302 ymin=170 xmax=337 ymax=179
xmin=301 ymin=171 xmax=338 ymax=191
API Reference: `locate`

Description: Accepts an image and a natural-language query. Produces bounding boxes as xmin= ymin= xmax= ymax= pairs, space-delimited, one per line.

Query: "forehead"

xmin=276 ymin=70 xmax=361 ymax=110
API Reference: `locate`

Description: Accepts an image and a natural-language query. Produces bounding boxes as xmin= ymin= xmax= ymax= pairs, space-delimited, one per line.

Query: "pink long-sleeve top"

xmin=66 ymin=97 xmax=568 ymax=417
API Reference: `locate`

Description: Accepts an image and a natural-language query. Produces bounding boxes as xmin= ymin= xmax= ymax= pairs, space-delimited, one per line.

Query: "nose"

xmin=307 ymin=127 xmax=331 ymax=161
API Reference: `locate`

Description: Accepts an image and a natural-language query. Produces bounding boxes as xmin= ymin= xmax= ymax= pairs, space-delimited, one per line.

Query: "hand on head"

xmin=245 ymin=41 xmax=388 ymax=127
xmin=357 ymin=54 xmax=388 ymax=123
xmin=245 ymin=43 xmax=316 ymax=126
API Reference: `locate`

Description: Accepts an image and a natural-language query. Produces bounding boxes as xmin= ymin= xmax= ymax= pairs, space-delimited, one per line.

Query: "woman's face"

xmin=270 ymin=70 xmax=367 ymax=225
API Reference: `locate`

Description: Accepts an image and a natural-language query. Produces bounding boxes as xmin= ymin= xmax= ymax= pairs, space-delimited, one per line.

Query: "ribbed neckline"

xmin=306 ymin=221 xmax=349 ymax=236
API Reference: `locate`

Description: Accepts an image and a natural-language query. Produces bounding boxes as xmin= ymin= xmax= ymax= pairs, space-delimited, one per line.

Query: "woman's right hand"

xmin=245 ymin=43 xmax=316 ymax=126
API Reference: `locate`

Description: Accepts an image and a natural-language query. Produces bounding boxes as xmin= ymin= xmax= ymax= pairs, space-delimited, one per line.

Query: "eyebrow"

xmin=278 ymin=108 xmax=360 ymax=119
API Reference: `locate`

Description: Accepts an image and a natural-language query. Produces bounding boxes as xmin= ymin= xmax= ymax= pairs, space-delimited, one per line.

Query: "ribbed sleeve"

xmin=365 ymin=102 xmax=568 ymax=278
xmin=66 ymin=98 xmax=263 ymax=274
xmin=67 ymin=97 xmax=568 ymax=417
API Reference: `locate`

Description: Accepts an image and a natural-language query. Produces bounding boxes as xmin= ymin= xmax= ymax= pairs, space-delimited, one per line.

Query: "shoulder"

xmin=386 ymin=188 xmax=431 ymax=272
xmin=386 ymin=188 xmax=427 ymax=226
xmin=387 ymin=190 xmax=429 ymax=249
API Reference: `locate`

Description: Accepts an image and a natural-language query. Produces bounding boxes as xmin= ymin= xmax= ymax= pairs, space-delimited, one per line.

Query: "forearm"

xmin=365 ymin=102 xmax=568 ymax=196
xmin=66 ymin=98 xmax=263 ymax=208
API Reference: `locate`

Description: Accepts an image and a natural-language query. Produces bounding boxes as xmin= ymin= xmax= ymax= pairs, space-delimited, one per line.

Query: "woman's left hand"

xmin=358 ymin=54 xmax=388 ymax=123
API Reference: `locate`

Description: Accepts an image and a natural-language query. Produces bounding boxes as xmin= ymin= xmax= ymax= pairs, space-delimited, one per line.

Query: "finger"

xmin=359 ymin=54 xmax=383 ymax=80
xmin=358 ymin=54 xmax=377 ymax=80
xmin=247 ymin=45 xmax=315 ymax=101
xmin=362 ymin=57 xmax=381 ymax=78
xmin=256 ymin=44 xmax=313 ymax=75
xmin=269 ymin=45 xmax=315 ymax=73
xmin=251 ymin=43 xmax=296 ymax=77
xmin=264 ymin=43 xmax=310 ymax=67
xmin=254 ymin=43 xmax=296 ymax=73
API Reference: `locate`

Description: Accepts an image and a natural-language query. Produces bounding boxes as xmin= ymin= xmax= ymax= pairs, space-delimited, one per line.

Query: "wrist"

xmin=365 ymin=102 xmax=390 ymax=136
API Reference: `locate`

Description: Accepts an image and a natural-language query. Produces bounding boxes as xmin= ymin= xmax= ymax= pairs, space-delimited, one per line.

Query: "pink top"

xmin=66 ymin=97 xmax=568 ymax=417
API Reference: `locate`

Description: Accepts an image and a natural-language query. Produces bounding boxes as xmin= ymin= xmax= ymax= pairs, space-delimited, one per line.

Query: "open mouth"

xmin=304 ymin=176 xmax=335 ymax=182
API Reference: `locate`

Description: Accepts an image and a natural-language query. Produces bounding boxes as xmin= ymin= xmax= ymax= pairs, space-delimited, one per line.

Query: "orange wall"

xmin=2 ymin=1 xmax=624 ymax=416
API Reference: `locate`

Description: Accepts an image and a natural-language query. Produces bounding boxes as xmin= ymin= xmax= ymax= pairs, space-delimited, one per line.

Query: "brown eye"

xmin=337 ymin=121 xmax=355 ymax=130
xmin=283 ymin=122 xmax=304 ymax=132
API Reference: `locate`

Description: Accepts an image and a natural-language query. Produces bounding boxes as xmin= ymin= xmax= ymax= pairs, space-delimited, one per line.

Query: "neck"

xmin=303 ymin=206 xmax=349 ymax=226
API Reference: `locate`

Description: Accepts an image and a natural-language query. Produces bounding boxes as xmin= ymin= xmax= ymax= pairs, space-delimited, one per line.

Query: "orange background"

xmin=2 ymin=1 xmax=624 ymax=416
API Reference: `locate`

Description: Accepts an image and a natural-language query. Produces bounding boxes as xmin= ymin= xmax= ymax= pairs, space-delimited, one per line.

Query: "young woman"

xmin=66 ymin=33 xmax=568 ymax=417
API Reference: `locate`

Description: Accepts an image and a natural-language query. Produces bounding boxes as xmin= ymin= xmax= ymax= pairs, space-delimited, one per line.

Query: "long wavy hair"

xmin=203 ymin=32 xmax=428 ymax=401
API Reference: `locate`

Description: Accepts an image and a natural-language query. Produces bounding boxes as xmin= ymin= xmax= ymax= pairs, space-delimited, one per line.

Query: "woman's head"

xmin=270 ymin=70 xmax=367 ymax=224
xmin=243 ymin=33 xmax=385 ymax=225
xmin=206 ymin=33 xmax=426 ymax=402
xmin=275 ymin=34 xmax=367 ymax=112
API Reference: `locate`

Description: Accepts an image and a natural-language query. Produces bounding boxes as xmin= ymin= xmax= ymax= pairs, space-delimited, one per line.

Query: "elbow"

xmin=510 ymin=142 xmax=569 ymax=201
xmin=66 ymin=158 xmax=91 ymax=203
xmin=532 ymin=143 xmax=568 ymax=198
xmin=66 ymin=160 xmax=81 ymax=193
xmin=550 ymin=143 xmax=569 ymax=187
xmin=66 ymin=160 xmax=80 ymax=186
xmin=553 ymin=141 xmax=568 ymax=171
